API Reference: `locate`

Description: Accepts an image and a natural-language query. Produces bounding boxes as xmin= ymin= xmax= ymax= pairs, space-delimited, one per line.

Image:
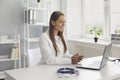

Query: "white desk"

xmin=5 ymin=61 xmax=120 ymax=80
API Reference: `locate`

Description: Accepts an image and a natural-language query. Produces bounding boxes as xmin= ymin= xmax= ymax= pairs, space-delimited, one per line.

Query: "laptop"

xmin=76 ymin=43 xmax=112 ymax=70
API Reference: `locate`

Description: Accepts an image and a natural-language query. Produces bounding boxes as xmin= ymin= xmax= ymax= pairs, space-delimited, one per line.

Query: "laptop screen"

xmin=100 ymin=43 xmax=112 ymax=68
xmin=76 ymin=43 xmax=112 ymax=70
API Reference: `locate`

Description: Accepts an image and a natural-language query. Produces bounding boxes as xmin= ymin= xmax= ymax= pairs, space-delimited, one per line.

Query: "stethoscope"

xmin=57 ymin=67 xmax=79 ymax=78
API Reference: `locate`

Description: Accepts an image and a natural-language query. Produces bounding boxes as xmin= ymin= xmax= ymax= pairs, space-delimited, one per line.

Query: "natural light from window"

xmin=67 ymin=0 xmax=120 ymax=41
xmin=110 ymin=0 xmax=120 ymax=34
xmin=83 ymin=0 xmax=104 ymax=38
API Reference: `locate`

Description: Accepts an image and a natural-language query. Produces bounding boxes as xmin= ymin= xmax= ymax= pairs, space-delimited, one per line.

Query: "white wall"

xmin=111 ymin=46 xmax=120 ymax=58
xmin=68 ymin=41 xmax=120 ymax=58
xmin=40 ymin=0 xmax=61 ymax=20
xmin=61 ymin=0 xmax=81 ymax=38
xmin=0 ymin=0 xmax=23 ymax=70
xmin=0 ymin=0 xmax=21 ymax=35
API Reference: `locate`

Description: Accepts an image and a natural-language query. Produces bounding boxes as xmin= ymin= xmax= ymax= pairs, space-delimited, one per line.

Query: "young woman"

xmin=39 ymin=11 xmax=83 ymax=64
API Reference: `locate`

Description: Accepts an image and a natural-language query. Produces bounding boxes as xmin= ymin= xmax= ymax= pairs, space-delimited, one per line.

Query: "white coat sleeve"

xmin=39 ymin=35 xmax=72 ymax=64
xmin=63 ymin=50 xmax=73 ymax=58
xmin=63 ymin=34 xmax=73 ymax=58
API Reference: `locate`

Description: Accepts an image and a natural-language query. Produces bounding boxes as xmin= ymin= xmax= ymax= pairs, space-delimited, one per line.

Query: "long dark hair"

xmin=49 ymin=11 xmax=67 ymax=56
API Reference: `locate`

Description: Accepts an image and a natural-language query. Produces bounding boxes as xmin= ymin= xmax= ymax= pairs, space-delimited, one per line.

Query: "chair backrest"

xmin=27 ymin=48 xmax=41 ymax=67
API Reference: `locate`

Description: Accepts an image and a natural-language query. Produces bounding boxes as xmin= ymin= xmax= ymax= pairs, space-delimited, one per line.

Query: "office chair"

xmin=27 ymin=48 xmax=41 ymax=67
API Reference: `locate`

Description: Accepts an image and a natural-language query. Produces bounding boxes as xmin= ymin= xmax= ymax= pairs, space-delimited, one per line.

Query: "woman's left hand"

xmin=73 ymin=53 xmax=84 ymax=62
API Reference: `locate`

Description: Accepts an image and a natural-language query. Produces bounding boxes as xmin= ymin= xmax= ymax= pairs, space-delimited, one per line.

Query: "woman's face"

xmin=52 ymin=15 xmax=65 ymax=32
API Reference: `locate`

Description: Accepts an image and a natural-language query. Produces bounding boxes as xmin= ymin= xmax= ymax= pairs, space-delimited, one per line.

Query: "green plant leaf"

xmin=88 ymin=26 xmax=103 ymax=37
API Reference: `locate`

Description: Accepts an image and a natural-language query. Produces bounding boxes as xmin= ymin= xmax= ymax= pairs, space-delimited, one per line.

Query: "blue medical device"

xmin=57 ymin=67 xmax=79 ymax=74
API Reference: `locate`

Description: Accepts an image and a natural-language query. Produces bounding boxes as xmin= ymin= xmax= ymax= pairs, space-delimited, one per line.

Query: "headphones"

xmin=57 ymin=67 xmax=79 ymax=74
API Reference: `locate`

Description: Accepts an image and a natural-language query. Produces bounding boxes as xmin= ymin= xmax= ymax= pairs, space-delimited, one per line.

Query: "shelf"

xmin=25 ymin=38 xmax=39 ymax=42
xmin=28 ymin=7 xmax=47 ymax=11
xmin=0 ymin=71 xmax=5 ymax=79
xmin=24 ymin=0 xmax=49 ymax=67
xmin=29 ymin=38 xmax=39 ymax=42
xmin=0 ymin=39 xmax=18 ymax=44
xmin=112 ymin=44 xmax=120 ymax=48
xmin=0 ymin=55 xmax=19 ymax=62
xmin=0 ymin=58 xmax=19 ymax=62
xmin=28 ymin=22 xmax=48 ymax=26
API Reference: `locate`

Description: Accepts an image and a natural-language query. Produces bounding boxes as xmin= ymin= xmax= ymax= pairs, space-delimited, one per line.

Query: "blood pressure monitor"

xmin=57 ymin=67 xmax=79 ymax=78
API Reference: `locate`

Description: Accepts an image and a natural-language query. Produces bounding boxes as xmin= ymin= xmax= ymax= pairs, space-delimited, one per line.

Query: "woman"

xmin=39 ymin=11 xmax=83 ymax=64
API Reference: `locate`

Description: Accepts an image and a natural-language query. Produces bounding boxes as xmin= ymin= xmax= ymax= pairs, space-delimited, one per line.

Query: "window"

xmin=110 ymin=0 xmax=120 ymax=34
xmin=66 ymin=0 xmax=120 ymax=40
xmin=80 ymin=0 xmax=120 ymax=40
xmin=81 ymin=0 xmax=105 ymax=39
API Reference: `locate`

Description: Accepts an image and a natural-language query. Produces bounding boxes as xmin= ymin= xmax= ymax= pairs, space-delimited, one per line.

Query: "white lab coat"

xmin=39 ymin=30 xmax=72 ymax=64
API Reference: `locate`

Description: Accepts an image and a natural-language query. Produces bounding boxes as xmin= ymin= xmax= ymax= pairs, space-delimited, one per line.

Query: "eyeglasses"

xmin=109 ymin=59 xmax=120 ymax=64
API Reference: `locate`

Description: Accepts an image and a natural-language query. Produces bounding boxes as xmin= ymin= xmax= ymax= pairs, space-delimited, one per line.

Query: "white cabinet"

xmin=0 ymin=34 xmax=21 ymax=79
xmin=24 ymin=0 xmax=49 ymax=67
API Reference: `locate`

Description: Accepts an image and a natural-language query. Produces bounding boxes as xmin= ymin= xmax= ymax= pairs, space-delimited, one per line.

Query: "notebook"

xmin=76 ymin=43 xmax=112 ymax=70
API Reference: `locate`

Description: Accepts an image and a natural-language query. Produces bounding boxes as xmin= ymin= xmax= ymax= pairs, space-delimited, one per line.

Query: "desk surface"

xmin=5 ymin=62 xmax=120 ymax=80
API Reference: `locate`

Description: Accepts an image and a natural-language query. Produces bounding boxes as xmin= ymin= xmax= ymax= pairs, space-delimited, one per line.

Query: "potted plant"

xmin=89 ymin=26 xmax=102 ymax=42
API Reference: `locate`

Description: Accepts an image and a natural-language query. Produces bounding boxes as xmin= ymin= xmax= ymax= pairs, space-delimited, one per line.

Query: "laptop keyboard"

xmin=88 ymin=61 xmax=101 ymax=68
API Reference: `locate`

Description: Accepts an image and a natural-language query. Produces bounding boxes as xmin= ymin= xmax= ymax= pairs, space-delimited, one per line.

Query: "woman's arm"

xmin=62 ymin=34 xmax=84 ymax=64
xmin=39 ymin=35 xmax=71 ymax=64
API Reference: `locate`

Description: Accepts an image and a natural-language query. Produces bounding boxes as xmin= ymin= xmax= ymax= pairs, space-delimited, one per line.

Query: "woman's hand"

xmin=71 ymin=53 xmax=84 ymax=64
